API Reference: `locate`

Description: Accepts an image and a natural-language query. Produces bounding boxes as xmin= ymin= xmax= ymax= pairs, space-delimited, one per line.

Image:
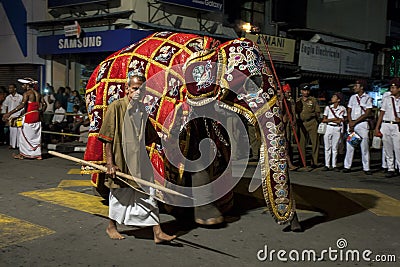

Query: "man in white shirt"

xmin=52 ymin=101 xmax=66 ymax=124
xmin=343 ymin=79 xmax=373 ymax=175
xmin=48 ymin=101 xmax=67 ymax=143
xmin=2 ymin=84 xmax=23 ymax=149
xmin=374 ymin=78 xmax=400 ymax=178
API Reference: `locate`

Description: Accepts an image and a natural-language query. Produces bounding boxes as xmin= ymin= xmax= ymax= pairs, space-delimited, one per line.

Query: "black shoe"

xmin=342 ymin=168 xmax=351 ymax=173
xmin=333 ymin=167 xmax=340 ymax=172
xmin=364 ymin=171 xmax=372 ymax=175
xmin=321 ymin=166 xmax=330 ymax=171
xmin=385 ymin=171 xmax=395 ymax=178
xmin=382 ymin=168 xmax=388 ymax=173
xmin=311 ymin=163 xmax=323 ymax=168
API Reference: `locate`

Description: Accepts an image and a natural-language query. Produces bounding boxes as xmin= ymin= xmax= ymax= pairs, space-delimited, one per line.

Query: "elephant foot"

xmin=289 ymin=212 xmax=303 ymax=232
xmin=195 ymin=204 xmax=224 ymax=226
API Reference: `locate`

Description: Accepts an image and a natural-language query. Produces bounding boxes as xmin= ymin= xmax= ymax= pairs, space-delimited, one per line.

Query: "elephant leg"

xmin=192 ymin=170 xmax=224 ymax=225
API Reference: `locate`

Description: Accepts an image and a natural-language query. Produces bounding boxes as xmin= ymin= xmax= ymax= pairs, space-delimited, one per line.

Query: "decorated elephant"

xmin=82 ymin=31 xmax=299 ymax=229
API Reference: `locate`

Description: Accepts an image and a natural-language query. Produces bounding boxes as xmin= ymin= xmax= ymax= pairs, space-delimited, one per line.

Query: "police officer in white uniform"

xmin=374 ymin=78 xmax=400 ymax=178
xmin=343 ymin=80 xmax=373 ymax=175
xmin=322 ymin=93 xmax=347 ymax=171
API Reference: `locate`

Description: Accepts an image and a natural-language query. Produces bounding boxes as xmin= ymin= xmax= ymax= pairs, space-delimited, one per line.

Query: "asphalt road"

xmin=0 ymin=146 xmax=399 ymax=266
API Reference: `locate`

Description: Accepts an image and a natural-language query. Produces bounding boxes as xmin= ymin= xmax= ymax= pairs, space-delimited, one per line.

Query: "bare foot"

xmin=12 ymin=153 xmax=24 ymax=160
xmin=153 ymin=225 xmax=176 ymax=244
xmin=106 ymin=220 xmax=125 ymax=240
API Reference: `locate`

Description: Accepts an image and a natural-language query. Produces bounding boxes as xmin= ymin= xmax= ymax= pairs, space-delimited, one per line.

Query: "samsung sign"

xmin=158 ymin=0 xmax=223 ymax=13
xmin=37 ymin=29 xmax=152 ymax=55
xmin=58 ymin=36 xmax=102 ymax=49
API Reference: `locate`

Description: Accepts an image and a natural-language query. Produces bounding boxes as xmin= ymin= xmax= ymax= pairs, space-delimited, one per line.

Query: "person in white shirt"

xmin=52 ymin=101 xmax=66 ymax=124
xmin=343 ymin=79 xmax=373 ymax=175
xmin=374 ymin=78 xmax=400 ymax=178
xmin=48 ymin=101 xmax=67 ymax=143
xmin=322 ymin=93 xmax=347 ymax=171
xmin=43 ymin=85 xmax=56 ymax=126
xmin=2 ymin=84 xmax=23 ymax=149
xmin=380 ymin=91 xmax=391 ymax=172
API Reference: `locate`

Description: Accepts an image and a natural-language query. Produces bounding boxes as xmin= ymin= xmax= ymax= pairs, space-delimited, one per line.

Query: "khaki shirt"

xmin=296 ymin=96 xmax=320 ymax=122
xmin=98 ymin=96 xmax=159 ymax=189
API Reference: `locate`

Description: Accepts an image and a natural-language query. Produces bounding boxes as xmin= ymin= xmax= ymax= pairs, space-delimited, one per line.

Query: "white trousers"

xmin=382 ymin=147 xmax=387 ymax=168
xmin=381 ymin=123 xmax=400 ymax=172
xmin=324 ymin=125 xmax=341 ymax=168
xmin=9 ymin=126 xmax=20 ymax=148
xmin=344 ymin=122 xmax=370 ymax=171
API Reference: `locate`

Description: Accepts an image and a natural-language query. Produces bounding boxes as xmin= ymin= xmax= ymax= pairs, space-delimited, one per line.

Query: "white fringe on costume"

xmin=19 ymin=121 xmax=42 ymax=158
xmin=109 ymin=187 xmax=160 ymax=226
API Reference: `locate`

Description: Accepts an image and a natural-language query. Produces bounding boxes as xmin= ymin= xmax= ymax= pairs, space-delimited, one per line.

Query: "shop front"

xmin=297 ymin=40 xmax=375 ymax=105
xmin=37 ymin=28 xmax=153 ymax=94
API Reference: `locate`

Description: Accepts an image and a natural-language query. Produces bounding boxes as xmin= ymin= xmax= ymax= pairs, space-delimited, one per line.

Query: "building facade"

xmin=0 ymin=0 xmax=396 ymax=98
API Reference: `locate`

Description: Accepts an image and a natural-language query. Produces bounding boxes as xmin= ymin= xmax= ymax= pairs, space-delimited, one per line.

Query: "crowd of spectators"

xmin=0 ymin=83 xmax=89 ymax=147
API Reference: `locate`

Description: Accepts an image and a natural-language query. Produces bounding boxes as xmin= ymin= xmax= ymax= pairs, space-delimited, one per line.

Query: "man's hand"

xmin=348 ymin=120 xmax=356 ymax=128
xmin=106 ymin=163 xmax=120 ymax=178
xmin=374 ymin=129 xmax=382 ymax=137
xmin=2 ymin=113 xmax=10 ymax=120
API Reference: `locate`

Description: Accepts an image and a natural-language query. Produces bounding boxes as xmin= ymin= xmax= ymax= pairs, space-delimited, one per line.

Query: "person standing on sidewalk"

xmin=343 ymin=79 xmax=373 ymax=175
xmin=321 ymin=92 xmax=346 ymax=171
xmin=2 ymin=84 xmax=23 ymax=149
xmin=374 ymin=78 xmax=400 ymax=178
xmin=280 ymin=84 xmax=298 ymax=170
xmin=295 ymin=83 xmax=320 ymax=169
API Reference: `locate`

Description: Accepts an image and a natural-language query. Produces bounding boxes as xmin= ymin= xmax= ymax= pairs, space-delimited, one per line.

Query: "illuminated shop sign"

xmin=246 ymin=33 xmax=296 ymax=63
xmin=299 ymin=40 xmax=373 ymax=77
xmin=37 ymin=29 xmax=152 ymax=54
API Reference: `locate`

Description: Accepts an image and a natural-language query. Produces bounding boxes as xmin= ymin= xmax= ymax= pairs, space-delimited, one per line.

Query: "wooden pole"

xmin=48 ymin=151 xmax=192 ymax=200
xmin=259 ymin=35 xmax=307 ymax=167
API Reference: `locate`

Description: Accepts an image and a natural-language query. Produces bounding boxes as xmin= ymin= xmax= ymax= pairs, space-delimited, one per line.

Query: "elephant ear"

xmin=217 ymin=38 xmax=296 ymax=225
xmin=183 ymin=49 xmax=221 ymax=106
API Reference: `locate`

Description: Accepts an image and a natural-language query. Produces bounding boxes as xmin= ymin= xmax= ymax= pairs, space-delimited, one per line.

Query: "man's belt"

xmin=383 ymin=120 xmax=400 ymax=124
xmin=328 ymin=123 xmax=341 ymax=127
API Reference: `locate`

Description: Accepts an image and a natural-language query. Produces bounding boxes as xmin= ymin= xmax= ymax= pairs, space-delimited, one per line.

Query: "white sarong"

xmin=109 ymin=187 xmax=159 ymax=226
xmin=19 ymin=121 xmax=42 ymax=158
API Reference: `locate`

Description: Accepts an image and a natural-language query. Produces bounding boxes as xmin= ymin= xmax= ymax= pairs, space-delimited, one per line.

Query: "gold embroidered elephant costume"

xmin=83 ymin=31 xmax=296 ymax=224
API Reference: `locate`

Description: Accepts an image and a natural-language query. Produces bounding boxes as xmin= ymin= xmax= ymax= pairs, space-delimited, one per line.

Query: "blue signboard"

xmin=158 ymin=0 xmax=223 ymax=13
xmin=37 ymin=29 xmax=152 ymax=55
xmin=48 ymin=0 xmax=108 ymax=8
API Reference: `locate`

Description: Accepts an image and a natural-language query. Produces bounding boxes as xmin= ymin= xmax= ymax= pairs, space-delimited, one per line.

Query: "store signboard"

xmin=64 ymin=21 xmax=81 ymax=38
xmin=37 ymin=29 xmax=152 ymax=55
xmin=340 ymin=49 xmax=373 ymax=77
xmin=299 ymin=40 xmax=373 ymax=77
xmin=158 ymin=0 xmax=223 ymax=13
xmin=298 ymin=40 xmax=341 ymax=74
xmin=48 ymin=0 xmax=109 ymax=9
xmin=246 ymin=33 xmax=296 ymax=63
